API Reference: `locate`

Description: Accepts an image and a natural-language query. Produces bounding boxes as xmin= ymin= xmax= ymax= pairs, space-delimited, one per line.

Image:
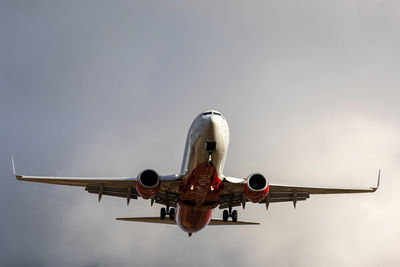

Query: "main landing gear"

xmin=160 ymin=206 xmax=175 ymax=221
xmin=206 ymin=141 xmax=216 ymax=167
xmin=223 ymin=207 xmax=238 ymax=222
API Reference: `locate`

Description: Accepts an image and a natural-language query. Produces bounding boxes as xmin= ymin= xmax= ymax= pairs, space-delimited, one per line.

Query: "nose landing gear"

xmin=205 ymin=141 xmax=216 ymax=167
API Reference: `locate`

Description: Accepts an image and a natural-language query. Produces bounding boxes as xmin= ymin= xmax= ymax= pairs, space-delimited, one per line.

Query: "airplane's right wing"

xmin=13 ymin=158 xmax=181 ymax=206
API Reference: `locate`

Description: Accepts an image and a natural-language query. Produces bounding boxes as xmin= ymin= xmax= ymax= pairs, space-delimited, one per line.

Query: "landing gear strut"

xmin=160 ymin=206 xmax=175 ymax=221
xmin=206 ymin=141 xmax=216 ymax=167
xmin=223 ymin=207 xmax=238 ymax=222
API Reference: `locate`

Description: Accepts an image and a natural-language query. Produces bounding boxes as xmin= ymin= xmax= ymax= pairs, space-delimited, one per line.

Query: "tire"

xmin=232 ymin=210 xmax=238 ymax=222
xmin=223 ymin=210 xmax=229 ymax=222
xmin=160 ymin=207 xmax=166 ymax=220
xmin=169 ymin=208 xmax=176 ymax=221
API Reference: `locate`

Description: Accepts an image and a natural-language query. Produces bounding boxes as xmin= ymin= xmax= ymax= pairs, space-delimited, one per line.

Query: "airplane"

xmin=13 ymin=110 xmax=380 ymax=236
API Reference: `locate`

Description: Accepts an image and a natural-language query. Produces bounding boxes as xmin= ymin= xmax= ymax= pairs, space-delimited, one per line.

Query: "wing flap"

xmin=85 ymin=184 xmax=139 ymax=200
xmin=260 ymin=196 xmax=308 ymax=203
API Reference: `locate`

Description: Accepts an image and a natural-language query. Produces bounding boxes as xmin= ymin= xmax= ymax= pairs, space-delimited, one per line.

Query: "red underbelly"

xmin=176 ymin=202 xmax=213 ymax=233
xmin=176 ymin=162 xmax=222 ymax=233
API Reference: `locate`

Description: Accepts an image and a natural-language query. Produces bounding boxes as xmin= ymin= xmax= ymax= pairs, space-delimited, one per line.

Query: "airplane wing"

xmin=219 ymin=171 xmax=380 ymax=209
xmin=12 ymin=157 xmax=181 ymax=205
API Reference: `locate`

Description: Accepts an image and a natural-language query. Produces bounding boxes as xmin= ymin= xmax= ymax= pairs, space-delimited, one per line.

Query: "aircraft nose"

xmin=206 ymin=114 xmax=218 ymax=129
xmin=202 ymin=115 xmax=220 ymax=138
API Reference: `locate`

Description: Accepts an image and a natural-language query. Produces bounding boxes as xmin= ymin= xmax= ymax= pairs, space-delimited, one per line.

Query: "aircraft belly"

xmin=176 ymin=203 xmax=214 ymax=233
xmin=177 ymin=163 xmax=222 ymax=232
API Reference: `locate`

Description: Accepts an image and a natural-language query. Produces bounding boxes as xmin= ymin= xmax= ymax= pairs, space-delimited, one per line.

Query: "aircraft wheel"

xmin=169 ymin=208 xmax=176 ymax=221
xmin=160 ymin=208 xmax=166 ymax=220
xmin=232 ymin=210 xmax=238 ymax=222
xmin=223 ymin=210 xmax=229 ymax=222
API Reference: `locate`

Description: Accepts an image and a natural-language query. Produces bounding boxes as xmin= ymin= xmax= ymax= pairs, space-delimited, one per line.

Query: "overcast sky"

xmin=1 ymin=1 xmax=399 ymax=266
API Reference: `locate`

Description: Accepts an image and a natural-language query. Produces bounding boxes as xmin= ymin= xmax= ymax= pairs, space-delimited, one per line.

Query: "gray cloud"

xmin=1 ymin=0 xmax=399 ymax=266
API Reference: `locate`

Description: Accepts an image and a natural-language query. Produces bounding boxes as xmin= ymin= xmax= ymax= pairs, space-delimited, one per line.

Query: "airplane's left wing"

xmin=12 ymin=158 xmax=181 ymax=205
xmin=219 ymin=171 xmax=380 ymax=209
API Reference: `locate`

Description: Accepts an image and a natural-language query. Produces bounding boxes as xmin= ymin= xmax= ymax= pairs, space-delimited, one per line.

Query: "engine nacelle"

xmin=136 ymin=169 xmax=160 ymax=199
xmin=244 ymin=173 xmax=269 ymax=203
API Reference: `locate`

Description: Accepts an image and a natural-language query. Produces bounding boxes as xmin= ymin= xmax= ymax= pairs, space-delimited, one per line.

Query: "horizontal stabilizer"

xmin=208 ymin=219 xmax=259 ymax=225
xmin=116 ymin=217 xmax=259 ymax=225
xmin=117 ymin=217 xmax=176 ymax=225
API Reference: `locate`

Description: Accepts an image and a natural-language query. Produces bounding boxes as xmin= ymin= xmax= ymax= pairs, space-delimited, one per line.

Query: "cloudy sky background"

xmin=1 ymin=0 xmax=399 ymax=266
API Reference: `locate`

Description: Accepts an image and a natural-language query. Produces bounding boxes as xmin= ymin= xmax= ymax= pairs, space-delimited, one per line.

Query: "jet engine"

xmin=244 ymin=173 xmax=269 ymax=203
xmin=136 ymin=169 xmax=160 ymax=199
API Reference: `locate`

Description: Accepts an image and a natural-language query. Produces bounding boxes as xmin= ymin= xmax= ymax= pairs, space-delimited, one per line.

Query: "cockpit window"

xmin=202 ymin=111 xmax=223 ymax=117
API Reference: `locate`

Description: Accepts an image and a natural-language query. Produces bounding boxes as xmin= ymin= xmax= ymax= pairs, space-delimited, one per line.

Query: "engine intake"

xmin=136 ymin=169 xmax=160 ymax=199
xmin=244 ymin=173 xmax=269 ymax=203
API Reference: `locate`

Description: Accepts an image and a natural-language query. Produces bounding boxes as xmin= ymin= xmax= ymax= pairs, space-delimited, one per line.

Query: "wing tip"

xmin=377 ymin=169 xmax=381 ymax=189
xmin=11 ymin=156 xmax=15 ymax=175
xmin=12 ymin=156 xmax=22 ymax=180
xmin=371 ymin=169 xmax=381 ymax=192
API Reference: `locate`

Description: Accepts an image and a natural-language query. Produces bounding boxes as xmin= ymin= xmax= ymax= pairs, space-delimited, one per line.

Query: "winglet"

xmin=12 ymin=156 xmax=22 ymax=179
xmin=376 ymin=169 xmax=381 ymax=189
xmin=12 ymin=156 xmax=16 ymax=176
xmin=372 ymin=169 xmax=381 ymax=192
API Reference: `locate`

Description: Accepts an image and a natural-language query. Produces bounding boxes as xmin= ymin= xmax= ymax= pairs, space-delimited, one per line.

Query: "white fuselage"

xmin=180 ymin=111 xmax=230 ymax=178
